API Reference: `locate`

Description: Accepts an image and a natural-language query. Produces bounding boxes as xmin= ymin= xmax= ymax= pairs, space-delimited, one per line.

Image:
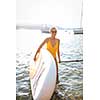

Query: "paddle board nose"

xmin=30 ymin=49 xmax=56 ymax=100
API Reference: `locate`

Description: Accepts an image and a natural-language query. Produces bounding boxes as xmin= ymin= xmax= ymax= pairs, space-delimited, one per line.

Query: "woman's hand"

xmin=59 ymin=60 xmax=61 ymax=63
xmin=33 ymin=51 xmax=40 ymax=61
xmin=33 ymin=49 xmax=40 ymax=61
xmin=33 ymin=55 xmax=37 ymax=61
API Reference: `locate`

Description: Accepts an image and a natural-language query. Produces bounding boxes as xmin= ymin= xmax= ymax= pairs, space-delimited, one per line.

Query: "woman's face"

xmin=51 ymin=29 xmax=57 ymax=38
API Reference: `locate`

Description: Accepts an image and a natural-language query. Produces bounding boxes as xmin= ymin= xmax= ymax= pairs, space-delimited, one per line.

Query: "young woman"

xmin=33 ymin=27 xmax=61 ymax=83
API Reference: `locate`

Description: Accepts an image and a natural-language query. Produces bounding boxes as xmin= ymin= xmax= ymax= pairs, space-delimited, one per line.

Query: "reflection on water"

xmin=16 ymin=29 xmax=83 ymax=100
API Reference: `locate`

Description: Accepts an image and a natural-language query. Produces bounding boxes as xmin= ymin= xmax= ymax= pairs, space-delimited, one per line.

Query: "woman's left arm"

xmin=57 ymin=39 xmax=61 ymax=63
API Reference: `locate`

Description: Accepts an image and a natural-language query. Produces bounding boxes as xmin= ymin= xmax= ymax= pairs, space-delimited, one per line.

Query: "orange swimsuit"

xmin=46 ymin=39 xmax=58 ymax=59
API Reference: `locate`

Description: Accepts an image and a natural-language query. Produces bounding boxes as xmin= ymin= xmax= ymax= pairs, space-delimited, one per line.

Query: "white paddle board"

xmin=29 ymin=49 xmax=56 ymax=100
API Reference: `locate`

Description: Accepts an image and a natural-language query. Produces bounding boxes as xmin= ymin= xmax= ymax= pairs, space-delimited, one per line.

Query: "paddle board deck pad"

xmin=29 ymin=49 xmax=56 ymax=100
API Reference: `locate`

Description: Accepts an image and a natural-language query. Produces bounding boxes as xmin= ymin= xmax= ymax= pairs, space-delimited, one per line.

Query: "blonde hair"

xmin=49 ymin=27 xmax=57 ymax=33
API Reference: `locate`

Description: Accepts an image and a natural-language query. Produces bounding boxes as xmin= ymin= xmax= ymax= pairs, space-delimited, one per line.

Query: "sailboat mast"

xmin=80 ymin=0 xmax=83 ymax=28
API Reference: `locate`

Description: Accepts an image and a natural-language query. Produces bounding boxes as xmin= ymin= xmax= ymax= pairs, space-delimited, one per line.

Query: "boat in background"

xmin=73 ymin=28 xmax=83 ymax=34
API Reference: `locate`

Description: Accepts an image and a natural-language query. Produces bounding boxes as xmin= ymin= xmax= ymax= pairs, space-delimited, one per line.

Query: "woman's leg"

xmin=54 ymin=58 xmax=59 ymax=83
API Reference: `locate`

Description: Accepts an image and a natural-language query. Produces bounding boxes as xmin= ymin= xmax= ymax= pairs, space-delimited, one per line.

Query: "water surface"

xmin=16 ymin=29 xmax=83 ymax=100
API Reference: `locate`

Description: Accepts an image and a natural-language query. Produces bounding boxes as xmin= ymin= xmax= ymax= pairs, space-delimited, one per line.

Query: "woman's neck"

xmin=51 ymin=36 xmax=55 ymax=39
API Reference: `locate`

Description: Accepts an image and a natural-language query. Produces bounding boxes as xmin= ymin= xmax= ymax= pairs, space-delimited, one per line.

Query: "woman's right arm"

xmin=33 ymin=38 xmax=48 ymax=61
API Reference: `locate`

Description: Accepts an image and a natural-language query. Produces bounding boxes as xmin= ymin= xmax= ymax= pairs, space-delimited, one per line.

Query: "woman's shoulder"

xmin=45 ymin=37 xmax=50 ymax=42
xmin=56 ymin=38 xmax=60 ymax=42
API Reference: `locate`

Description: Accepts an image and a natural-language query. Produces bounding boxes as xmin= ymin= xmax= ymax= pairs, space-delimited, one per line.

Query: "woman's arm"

xmin=34 ymin=38 xmax=48 ymax=61
xmin=57 ymin=39 xmax=61 ymax=63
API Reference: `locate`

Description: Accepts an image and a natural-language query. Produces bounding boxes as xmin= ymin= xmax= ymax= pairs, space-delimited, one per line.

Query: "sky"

xmin=16 ymin=0 xmax=82 ymax=28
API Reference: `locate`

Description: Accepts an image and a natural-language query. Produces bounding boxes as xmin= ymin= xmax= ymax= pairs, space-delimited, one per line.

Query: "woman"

xmin=33 ymin=27 xmax=61 ymax=83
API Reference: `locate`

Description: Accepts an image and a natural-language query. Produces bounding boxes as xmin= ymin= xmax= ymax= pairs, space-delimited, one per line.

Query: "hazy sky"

xmin=16 ymin=0 xmax=82 ymax=28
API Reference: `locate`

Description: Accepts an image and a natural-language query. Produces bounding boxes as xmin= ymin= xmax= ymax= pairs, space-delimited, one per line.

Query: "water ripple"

xmin=16 ymin=33 xmax=83 ymax=100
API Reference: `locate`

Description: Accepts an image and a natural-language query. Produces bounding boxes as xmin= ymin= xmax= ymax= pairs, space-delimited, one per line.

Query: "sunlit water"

xmin=16 ymin=29 xmax=83 ymax=100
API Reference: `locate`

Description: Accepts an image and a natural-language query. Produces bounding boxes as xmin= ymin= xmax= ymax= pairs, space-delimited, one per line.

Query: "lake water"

xmin=16 ymin=29 xmax=83 ymax=100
